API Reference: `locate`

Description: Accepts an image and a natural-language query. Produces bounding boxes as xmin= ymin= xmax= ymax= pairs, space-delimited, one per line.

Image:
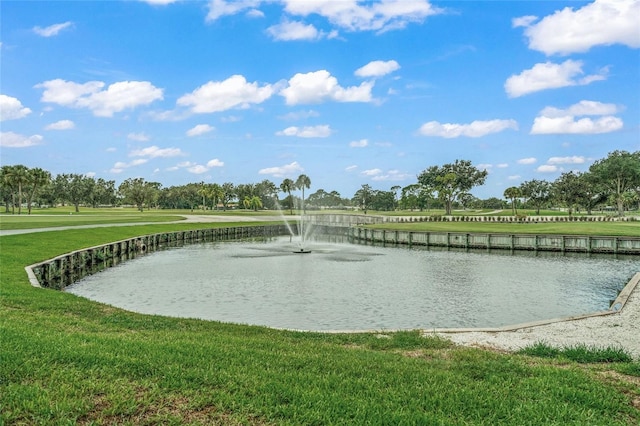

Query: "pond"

xmin=66 ymin=236 xmax=639 ymax=331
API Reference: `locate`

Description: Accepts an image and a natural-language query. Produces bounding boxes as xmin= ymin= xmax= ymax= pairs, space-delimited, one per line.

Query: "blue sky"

xmin=1 ymin=0 xmax=638 ymax=199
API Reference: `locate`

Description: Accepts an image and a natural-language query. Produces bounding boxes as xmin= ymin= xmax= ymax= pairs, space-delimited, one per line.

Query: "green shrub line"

xmin=2 ymin=221 xmax=640 ymax=424
xmin=517 ymin=342 xmax=634 ymax=363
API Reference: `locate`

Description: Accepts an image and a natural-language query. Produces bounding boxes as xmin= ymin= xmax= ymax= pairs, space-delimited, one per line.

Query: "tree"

xmin=295 ymin=174 xmax=311 ymax=212
xmin=4 ymin=165 xmax=30 ymax=214
xmin=280 ymin=178 xmax=295 ymax=214
xmin=519 ymin=179 xmax=551 ymax=215
xmin=417 ymin=160 xmax=488 ymax=215
xmin=118 ymin=178 xmax=160 ymax=212
xmin=220 ymin=182 xmax=235 ymax=211
xmin=589 ymin=150 xmax=640 ymax=216
xmin=0 ymin=165 xmax=17 ymax=213
xmin=26 ymin=168 xmax=51 ymax=214
xmin=553 ymin=172 xmax=583 ymax=216
xmin=243 ymin=195 xmax=263 ymax=211
xmin=503 ymin=187 xmax=521 ymax=215
xmin=353 ymin=184 xmax=373 ymax=214
xmin=390 ymin=185 xmax=401 ymax=210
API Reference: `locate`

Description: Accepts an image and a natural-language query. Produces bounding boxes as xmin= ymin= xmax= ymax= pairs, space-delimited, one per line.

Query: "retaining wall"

xmin=349 ymin=228 xmax=640 ymax=254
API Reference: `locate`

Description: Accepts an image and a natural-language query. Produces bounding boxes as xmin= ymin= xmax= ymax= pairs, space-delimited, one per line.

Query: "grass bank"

xmin=1 ymin=221 xmax=639 ymax=424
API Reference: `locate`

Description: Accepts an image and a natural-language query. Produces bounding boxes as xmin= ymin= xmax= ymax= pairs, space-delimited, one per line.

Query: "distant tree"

xmin=519 ymin=179 xmax=551 ymax=215
xmin=503 ymin=186 xmax=521 ymax=215
xmin=61 ymin=173 xmax=94 ymax=213
xmin=353 ymin=184 xmax=373 ymax=214
xmin=295 ymin=174 xmax=311 ymax=212
xmin=280 ymin=178 xmax=295 ymax=214
xmin=243 ymin=195 xmax=263 ymax=211
xmin=221 ymin=182 xmax=235 ymax=211
xmin=0 ymin=165 xmax=17 ymax=213
xmin=553 ymin=172 xmax=583 ymax=216
xmin=390 ymin=185 xmax=401 ymax=210
xmin=417 ymin=160 xmax=488 ymax=215
xmin=256 ymin=179 xmax=278 ymax=210
xmin=25 ymin=167 xmax=51 ymax=214
xmin=118 ymin=178 xmax=161 ymax=212
xmin=589 ymin=150 xmax=640 ymax=216
xmin=369 ymin=190 xmax=395 ymax=211
xmin=3 ymin=165 xmax=30 ymax=214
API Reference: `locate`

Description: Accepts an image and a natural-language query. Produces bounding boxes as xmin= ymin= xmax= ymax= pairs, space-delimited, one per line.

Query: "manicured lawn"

xmin=1 ymin=221 xmax=639 ymax=424
xmin=371 ymin=220 xmax=640 ymax=237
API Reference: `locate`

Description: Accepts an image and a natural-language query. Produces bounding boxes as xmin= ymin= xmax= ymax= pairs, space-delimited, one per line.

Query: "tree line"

xmin=1 ymin=150 xmax=638 ymax=216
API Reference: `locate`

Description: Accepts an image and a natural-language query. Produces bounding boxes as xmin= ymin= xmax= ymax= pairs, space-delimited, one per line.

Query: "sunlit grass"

xmin=1 ymin=221 xmax=639 ymax=424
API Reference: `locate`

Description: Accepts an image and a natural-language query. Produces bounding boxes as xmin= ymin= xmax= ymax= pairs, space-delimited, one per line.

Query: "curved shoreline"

xmin=434 ymin=272 xmax=640 ymax=360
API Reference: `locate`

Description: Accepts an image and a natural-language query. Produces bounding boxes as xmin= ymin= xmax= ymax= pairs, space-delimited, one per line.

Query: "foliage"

xmin=589 ymin=150 xmax=640 ymax=217
xmin=417 ymin=160 xmax=488 ymax=215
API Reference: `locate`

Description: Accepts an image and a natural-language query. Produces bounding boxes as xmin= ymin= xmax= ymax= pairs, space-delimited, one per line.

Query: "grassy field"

xmin=1 ymin=216 xmax=639 ymax=424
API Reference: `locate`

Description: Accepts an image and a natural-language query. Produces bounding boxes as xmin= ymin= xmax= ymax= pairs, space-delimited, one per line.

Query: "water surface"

xmin=66 ymin=237 xmax=638 ymax=331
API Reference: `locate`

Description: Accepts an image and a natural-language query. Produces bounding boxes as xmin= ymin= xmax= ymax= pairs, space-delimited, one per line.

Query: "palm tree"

xmin=503 ymin=186 xmax=521 ymax=215
xmin=26 ymin=167 xmax=51 ymax=214
xmin=0 ymin=165 xmax=16 ymax=213
xmin=295 ymin=174 xmax=311 ymax=212
xmin=4 ymin=165 xmax=30 ymax=214
xmin=280 ymin=178 xmax=295 ymax=215
xmin=243 ymin=195 xmax=263 ymax=211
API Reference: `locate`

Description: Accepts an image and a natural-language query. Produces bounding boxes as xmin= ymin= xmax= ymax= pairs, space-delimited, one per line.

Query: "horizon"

xmin=1 ymin=0 xmax=639 ymax=200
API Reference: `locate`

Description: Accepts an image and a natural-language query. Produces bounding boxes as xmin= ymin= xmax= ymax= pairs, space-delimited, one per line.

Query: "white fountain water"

xmin=273 ymin=198 xmax=313 ymax=253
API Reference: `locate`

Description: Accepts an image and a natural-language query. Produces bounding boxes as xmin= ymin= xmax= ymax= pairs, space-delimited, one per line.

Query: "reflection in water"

xmin=66 ymin=236 xmax=638 ymax=331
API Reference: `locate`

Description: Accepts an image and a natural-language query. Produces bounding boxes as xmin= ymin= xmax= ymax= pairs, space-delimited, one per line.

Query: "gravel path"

xmin=436 ymin=273 xmax=640 ymax=360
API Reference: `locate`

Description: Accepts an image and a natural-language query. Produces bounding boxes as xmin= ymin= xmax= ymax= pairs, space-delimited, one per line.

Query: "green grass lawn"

xmin=1 ymin=220 xmax=639 ymax=424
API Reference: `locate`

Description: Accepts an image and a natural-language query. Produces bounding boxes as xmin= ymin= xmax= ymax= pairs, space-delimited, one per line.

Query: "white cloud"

xmin=477 ymin=164 xmax=493 ymax=171
xmin=258 ymin=161 xmax=304 ymax=178
xmin=531 ymin=100 xmax=623 ymax=134
xmin=127 ymin=132 xmax=150 ymax=141
xmin=539 ymin=100 xmax=620 ymax=118
xmin=178 ymin=75 xmax=274 ymax=113
xmin=508 ymin=175 xmax=521 ymax=180
xmin=505 ymin=60 xmax=607 ymax=98
xmin=282 ymin=0 xmax=442 ymax=33
xmin=33 ymin=21 xmax=73 ymax=37
xmin=361 ymin=168 xmax=382 ymax=176
xmin=0 ymin=131 xmax=43 ymax=148
xmin=369 ymin=169 xmax=411 ymax=182
xmin=0 ymin=95 xmax=32 ymax=121
xmin=45 ymin=120 xmax=75 ymax=130
xmin=536 ymin=165 xmax=559 ymax=173
xmin=350 ymin=139 xmax=369 ymax=148
xmin=110 ymin=158 xmax=148 ymax=173
xmin=520 ymin=0 xmax=640 ymax=55
xmin=354 ymin=60 xmax=400 ymax=78
xmin=547 ymin=156 xmax=586 ymax=165
xmin=280 ymin=70 xmax=373 ymax=105
xmin=278 ymin=110 xmax=320 ymax=121
xmin=187 ymin=124 xmax=215 ymax=137
xmin=496 ymin=163 xmax=509 ymax=168
xmin=345 ymin=165 xmax=358 ymax=172
xmin=418 ymin=119 xmax=518 ymax=138
xmin=206 ymin=158 xmax=224 ymax=167
xmin=266 ymin=20 xmax=336 ymax=41
xmin=512 ymin=15 xmax=537 ymax=28
xmin=206 ymin=0 xmax=262 ymax=22
xmin=517 ymin=157 xmax=537 ymax=165
xmin=129 ymin=145 xmax=185 ymax=158
xmin=36 ymin=79 xmax=163 ymax=117
xmin=531 ymin=115 xmax=623 ymax=135
xmin=187 ymin=165 xmax=209 ymax=174
xmin=276 ymin=125 xmax=332 ymax=138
